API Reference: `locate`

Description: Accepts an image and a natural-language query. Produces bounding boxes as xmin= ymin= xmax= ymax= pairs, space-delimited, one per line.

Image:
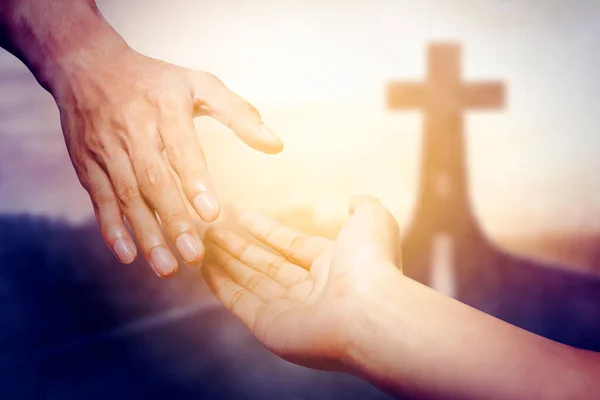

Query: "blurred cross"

xmin=388 ymin=43 xmax=505 ymax=296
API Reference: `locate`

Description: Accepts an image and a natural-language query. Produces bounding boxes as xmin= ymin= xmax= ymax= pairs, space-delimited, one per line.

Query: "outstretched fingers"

xmin=159 ymin=110 xmax=220 ymax=223
xmin=81 ymin=160 xmax=137 ymax=264
xmin=204 ymin=226 xmax=309 ymax=287
xmin=202 ymin=261 xmax=264 ymax=331
xmin=237 ymin=212 xmax=330 ymax=269
xmin=205 ymin=243 xmax=287 ymax=302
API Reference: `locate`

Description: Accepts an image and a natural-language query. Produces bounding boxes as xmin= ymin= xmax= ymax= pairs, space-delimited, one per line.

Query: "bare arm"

xmin=0 ymin=0 xmax=283 ymax=277
xmin=347 ymin=277 xmax=600 ymax=400
xmin=202 ymin=196 xmax=600 ymax=400
xmin=0 ymin=0 xmax=123 ymax=92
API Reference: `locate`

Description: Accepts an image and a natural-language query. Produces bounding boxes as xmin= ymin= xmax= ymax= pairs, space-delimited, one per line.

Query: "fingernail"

xmin=149 ymin=246 xmax=178 ymax=276
xmin=113 ymin=239 xmax=136 ymax=264
xmin=256 ymin=125 xmax=284 ymax=153
xmin=193 ymin=192 xmax=220 ymax=222
xmin=176 ymin=233 xmax=203 ymax=263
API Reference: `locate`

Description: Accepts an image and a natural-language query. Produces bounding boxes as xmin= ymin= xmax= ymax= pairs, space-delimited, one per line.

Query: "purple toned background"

xmin=1 ymin=1 xmax=600 ymax=398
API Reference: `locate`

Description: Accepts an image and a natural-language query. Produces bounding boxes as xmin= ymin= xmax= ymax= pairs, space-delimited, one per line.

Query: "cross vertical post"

xmin=388 ymin=43 xmax=505 ymax=291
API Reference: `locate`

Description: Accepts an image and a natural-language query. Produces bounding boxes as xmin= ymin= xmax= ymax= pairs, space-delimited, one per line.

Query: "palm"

xmin=204 ymin=220 xmax=342 ymax=363
xmin=203 ymin=198 xmax=401 ymax=370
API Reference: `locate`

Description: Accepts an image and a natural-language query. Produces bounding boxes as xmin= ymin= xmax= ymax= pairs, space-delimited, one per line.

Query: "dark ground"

xmin=0 ymin=215 xmax=389 ymax=400
xmin=1 ymin=214 xmax=600 ymax=399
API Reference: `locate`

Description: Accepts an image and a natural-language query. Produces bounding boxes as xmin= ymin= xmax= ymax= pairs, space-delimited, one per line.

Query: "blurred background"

xmin=1 ymin=0 xmax=600 ymax=398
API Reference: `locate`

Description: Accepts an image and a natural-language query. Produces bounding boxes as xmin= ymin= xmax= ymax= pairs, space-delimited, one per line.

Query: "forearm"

xmin=0 ymin=0 xmax=128 ymax=93
xmin=345 ymin=276 xmax=600 ymax=400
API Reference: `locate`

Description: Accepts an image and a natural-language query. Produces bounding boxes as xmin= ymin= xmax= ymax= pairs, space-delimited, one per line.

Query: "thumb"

xmin=333 ymin=195 xmax=402 ymax=273
xmin=188 ymin=71 xmax=284 ymax=154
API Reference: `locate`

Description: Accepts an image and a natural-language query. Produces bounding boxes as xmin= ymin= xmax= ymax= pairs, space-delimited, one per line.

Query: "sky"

xmin=1 ymin=0 xmax=600 ymax=237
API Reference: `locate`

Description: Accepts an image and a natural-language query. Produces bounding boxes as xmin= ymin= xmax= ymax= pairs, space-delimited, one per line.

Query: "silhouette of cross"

xmin=387 ymin=43 xmax=506 ymax=295
xmin=387 ymin=43 xmax=505 ymax=231
xmin=388 ymin=43 xmax=504 ymax=115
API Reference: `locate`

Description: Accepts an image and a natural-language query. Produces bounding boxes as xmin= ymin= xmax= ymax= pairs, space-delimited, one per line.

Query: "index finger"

xmin=238 ymin=212 xmax=330 ymax=269
xmin=202 ymin=261 xmax=264 ymax=331
xmin=160 ymin=111 xmax=220 ymax=223
xmin=205 ymin=226 xmax=309 ymax=285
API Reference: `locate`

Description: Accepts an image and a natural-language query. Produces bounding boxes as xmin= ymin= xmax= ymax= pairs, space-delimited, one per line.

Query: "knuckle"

xmin=83 ymin=132 xmax=101 ymax=150
xmin=285 ymin=235 xmax=307 ymax=262
xmin=234 ymin=242 xmax=251 ymax=260
xmin=213 ymin=276 xmax=229 ymax=296
xmin=116 ymin=182 xmax=142 ymax=209
xmin=71 ymin=147 xmax=90 ymax=172
xmin=100 ymin=224 xmax=122 ymax=245
xmin=130 ymin=78 xmax=150 ymax=95
xmin=110 ymin=111 xmax=132 ymax=133
xmin=289 ymin=235 xmax=306 ymax=252
xmin=89 ymin=188 xmax=116 ymax=214
xmin=137 ymin=233 xmax=160 ymax=252
xmin=266 ymin=257 xmax=284 ymax=279
xmin=227 ymin=288 xmax=245 ymax=310
xmin=111 ymin=102 xmax=146 ymax=131
xmin=157 ymin=89 xmax=187 ymax=114
xmin=221 ymin=255 xmax=235 ymax=271
xmin=143 ymin=87 xmax=161 ymax=106
xmin=157 ymin=100 xmax=179 ymax=119
xmin=244 ymin=274 xmax=261 ymax=291
xmin=111 ymin=107 xmax=130 ymax=129
xmin=160 ymin=211 xmax=189 ymax=230
xmin=189 ymin=72 xmax=224 ymax=113
xmin=264 ymin=222 xmax=282 ymax=243
xmin=84 ymin=131 xmax=113 ymax=157
xmin=136 ymin=161 xmax=168 ymax=190
xmin=164 ymin=138 xmax=193 ymax=163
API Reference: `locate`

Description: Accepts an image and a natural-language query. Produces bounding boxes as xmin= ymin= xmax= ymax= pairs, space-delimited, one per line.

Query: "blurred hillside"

xmin=275 ymin=206 xmax=600 ymax=274
xmin=499 ymin=233 xmax=600 ymax=274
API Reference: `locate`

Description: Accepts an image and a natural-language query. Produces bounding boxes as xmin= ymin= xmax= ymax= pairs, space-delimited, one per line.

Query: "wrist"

xmin=46 ymin=30 xmax=132 ymax=102
xmin=339 ymin=271 xmax=412 ymax=373
xmin=340 ymin=274 xmax=600 ymax=400
xmin=3 ymin=0 xmax=130 ymax=95
xmin=340 ymin=274 xmax=424 ymax=395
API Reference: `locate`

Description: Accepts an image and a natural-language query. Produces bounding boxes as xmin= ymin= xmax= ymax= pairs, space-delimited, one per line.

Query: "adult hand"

xmin=53 ymin=45 xmax=283 ymax=277
xmin=203 ymin=196 xmax=403 ymax=371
